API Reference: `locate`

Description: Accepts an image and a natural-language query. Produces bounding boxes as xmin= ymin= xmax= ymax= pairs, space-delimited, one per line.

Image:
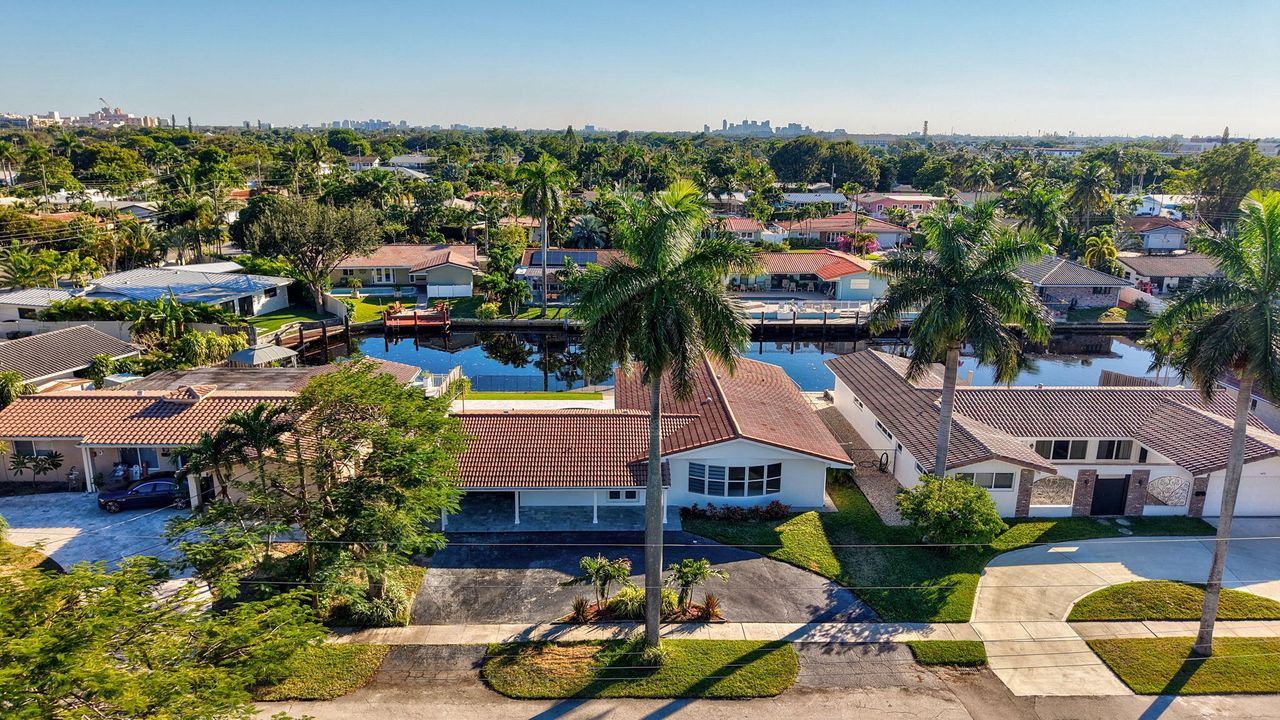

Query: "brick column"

xmin=1014 ymin=468 xmax=1034 ymax=518
xmin=1125 ymin=470 xmax=1149 ymax=516
xmin=1072 ymin=469 xmax=1096 ymax=517
xmin=1188 ymin=475 xmax=1211 ymax=517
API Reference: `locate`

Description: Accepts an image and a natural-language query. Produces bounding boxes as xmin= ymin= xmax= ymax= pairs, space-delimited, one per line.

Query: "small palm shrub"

xmin=571 ymin=595 xmax=590 ymax=623
xmin=348 ymin=581 xmax=411 ymax=627
xmin=702 ymin=593 xmax=722 ymax=621
xmin=608 ymin=586 xmax=679 ymax=620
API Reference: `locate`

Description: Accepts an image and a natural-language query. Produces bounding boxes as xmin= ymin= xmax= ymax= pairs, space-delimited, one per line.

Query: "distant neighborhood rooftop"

xmin=0 ymin=325 xmax=138 ymax=384
xmin=1117 ymin=253 xmax=1220 ymax=278
xmin=83 ymin=267 xmax=291 ymax=305
xmin=337 ymin=244 xmax=479 ymax=272
xmin=0 ymin=287 xmax=74 ymax=308
xmin=1015 ymin=256 xmax=1130 ymax=287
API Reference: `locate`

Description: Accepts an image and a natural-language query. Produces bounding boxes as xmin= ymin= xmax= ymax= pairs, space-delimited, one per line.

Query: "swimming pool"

xmin=328 ymin=287 xmax=417 ymax=297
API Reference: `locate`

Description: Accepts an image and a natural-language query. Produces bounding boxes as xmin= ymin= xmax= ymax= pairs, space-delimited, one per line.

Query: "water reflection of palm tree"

xmin=479 ymin=332 xmax=535 ymax=369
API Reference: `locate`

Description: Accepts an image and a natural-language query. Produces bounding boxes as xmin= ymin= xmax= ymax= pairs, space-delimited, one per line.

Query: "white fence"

xmin=421 ymin=366 xmax=464 ymax=398
xmin=419 ymin=284 xmax=471 ymax=299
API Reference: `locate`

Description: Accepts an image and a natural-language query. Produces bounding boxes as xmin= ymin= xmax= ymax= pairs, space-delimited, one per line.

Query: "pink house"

xmin=855 ymin=193 xmax=947 ymax=218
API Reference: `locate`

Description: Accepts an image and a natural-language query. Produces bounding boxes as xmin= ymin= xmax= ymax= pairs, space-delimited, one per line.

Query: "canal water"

xmin=350 ymin=331 xmax=1165 ymax=393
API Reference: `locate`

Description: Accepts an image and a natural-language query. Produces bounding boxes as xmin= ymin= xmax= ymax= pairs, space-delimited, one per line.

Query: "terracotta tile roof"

xmin=720 ymin=216 xmax=763 ymax=233
xmin=1116 ymin=253 xmax=1219 ymax=278
xmin=454 ymin=410 xmax=692 ymax=488
xmin=114 ymin=358 xmax=422 ymax=392
xmin=780 ymin=213 xmax=909 ymax=235
xmin=1015 ymin=256 xmax=1131 ymax=287
xmin=336 ymin=244 xmax=479 ymax=272
xmin=0 ymin=389 xmax=294 ymax=446
xmin=1121 ymin=216 xmax=1197 ymax=234
xmin=0 ymin=325 xmax=139 ymax=383
xmin=826 ymin=350 xmax=1280 ymax=475
xmin=614 ymin=357 xmax=850 ymax=464
xmin=755 ymin=250 xmax=873 ymax=280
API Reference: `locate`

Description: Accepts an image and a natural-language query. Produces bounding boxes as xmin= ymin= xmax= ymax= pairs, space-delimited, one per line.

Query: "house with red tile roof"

xmin=1118 ymin=216 xmax=1199 ymax=253
xmin=447 ymin=356 xmax=849 ymax=525
xmin=778 ymin=212 xmax=910 ymax=248
xmin=728 ymin=249 xmax=885 ymax=301
xmin=827 ymin=350 xmax=1280 ymax=519
xmin=717 ymin=216 xmax=765 ymax=242
xmin=333 ymin=244 xmax=479 ymax=297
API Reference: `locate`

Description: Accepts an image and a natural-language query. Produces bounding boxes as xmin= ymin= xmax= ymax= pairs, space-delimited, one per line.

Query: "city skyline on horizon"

xmin=7 ymin=0 xmax=1280 ymax=137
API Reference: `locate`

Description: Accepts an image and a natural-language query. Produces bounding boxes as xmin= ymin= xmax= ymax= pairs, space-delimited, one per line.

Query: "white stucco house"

xmin=826 ymin=350 xmax=1280 ymax=519
xmin=448 ymin=357 xmax=851 ymax=525
xmin=82 ymin=267 xmax=293 ymax=317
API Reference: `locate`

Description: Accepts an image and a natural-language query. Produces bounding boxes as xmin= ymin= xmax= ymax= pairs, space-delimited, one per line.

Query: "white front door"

xmin=374 ymin=268 xmax=396 ymax=284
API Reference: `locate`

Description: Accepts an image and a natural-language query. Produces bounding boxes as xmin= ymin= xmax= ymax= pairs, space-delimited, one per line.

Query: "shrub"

xmin=347 ymin=581 xmax=411 ymax=627
xmin=607 ymin=586 xmax=679 ymax=620
xmin=475 ymin=302 xmax=501 ymax=320
xmin=896 ymin=474 xmax=1008 ymax=550
xmin=1132 ymin=297 xmax=1151 ymax=313
xmin=638 ymin=644 xmax=670 ymax=667
xmin=680 ymin=500 xmax=791 ymax=523
xmin=702 ymin=593 xmax=722 ymax=621
xmin=571 ymin=596 xmax=590 ymax=623
xmin=1099 ymin=306 xmax=1128 ymax=322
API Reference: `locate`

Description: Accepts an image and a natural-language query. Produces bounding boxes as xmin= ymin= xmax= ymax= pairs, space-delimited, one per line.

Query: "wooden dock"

xmin=384 ymin=306 xmax=450 ymax=331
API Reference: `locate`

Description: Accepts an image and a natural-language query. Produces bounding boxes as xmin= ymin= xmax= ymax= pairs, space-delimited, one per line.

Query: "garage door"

xmin=1203 ymin=475 xmax=1280 ymax=517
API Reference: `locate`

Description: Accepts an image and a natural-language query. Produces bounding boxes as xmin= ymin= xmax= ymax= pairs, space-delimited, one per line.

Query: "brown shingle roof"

xmin=0 ymin=325 xmax=139 ymax=383
xmin=454 ymin=410 xmax=692 ymax=488
xmin=1117 ymin=253 xmax=1219 ymax=278
xmin=1121 ymin=216 xmax=1197 ymax=234
xmin=0 ymin=389 xmax=294 ymax=445
xmin=336 ymin=244 xmax=479 ymax=272
xmin=614 ymin=357 xmax=850 ymax=464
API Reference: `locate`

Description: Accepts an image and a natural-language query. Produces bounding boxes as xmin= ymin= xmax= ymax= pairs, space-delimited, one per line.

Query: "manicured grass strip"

xmin=347 ymin=295 xmax=417 ymax=323
xmin=482 ymin=640 xmax=798 ymax=699
xmin=906 ymin=640 xmax=988 ymax=667
xmin=444 ymin=295 xmax=573 ymax=320
xmin=0 ymin=539 xmax=59 ymax=575
xmin=467 ymin=391 xmax=603 ymax=400
xmin=1089 ymin=637 xmax=1280 ymax=695
xmin=254 ymin=643 xmax=390 ymax=701
xmin=1069 ymin=580 xmax=1280 ymax=621
xmin=684 ymin=480 xmax=1213 ymax=622
xmin=248 ymin=306 xmax=336 ymax=331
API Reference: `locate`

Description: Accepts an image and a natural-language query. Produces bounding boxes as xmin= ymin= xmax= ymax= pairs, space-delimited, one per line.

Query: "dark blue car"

xmin=97 ymin=477 xmax=189 ymax=513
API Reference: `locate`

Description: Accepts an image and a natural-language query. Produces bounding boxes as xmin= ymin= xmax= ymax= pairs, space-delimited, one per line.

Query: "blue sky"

xmin=8 ymin=0 xmax=1279 ymax=136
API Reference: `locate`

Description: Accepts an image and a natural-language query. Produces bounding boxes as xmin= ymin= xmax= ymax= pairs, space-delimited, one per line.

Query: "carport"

xmin=439 ymin=490 xmax=679 ymax=533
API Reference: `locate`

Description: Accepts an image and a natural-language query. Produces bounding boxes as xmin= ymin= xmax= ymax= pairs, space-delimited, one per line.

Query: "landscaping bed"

xmin=1088 ymin=637 xmax=1280 ymax=694
xmin=482 ymin=640 xmax=798 ymax=699
xmin=253 ymin=643 xmax=390 ymax=701
xmin=906 ymin=640 xmax=988 ymax=667
xmin=683 ymin=481 xmax=1212 ymax=622
xmin=1069 ymin=580 xmax=1280 ymax=621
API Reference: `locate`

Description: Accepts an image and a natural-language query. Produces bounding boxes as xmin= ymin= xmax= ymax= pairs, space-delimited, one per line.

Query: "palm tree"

xmin=0 ymin=141 xmax=17 ymax=188
xmin=177 ymin=427 xmax=239 ymax=501
xmin=1004 ymin=179 xmax=1068 ymax=247
xmin=575 ymin=179 xmax=757 ymax=647
xmin=560 ymin=554 xmax=633 ymax=607
xmin=1069 ymin=161 xmax=1113 ymax=236
xmin=665 ymin=558 xmax=728 ymax=611
xmin=224 ymin=402 xmax=292 ymax=489
xmin=475 ymin=193 xmax=510 ymax=254
xmin=1082 ymin=231 xmax=1119 ymax=273
xmin=868 ymin=201 xmax=1053 ymax=474
xmin=568 ymin=215 xmax=608 ymax=248
xmin=1149 ymin=190 xmax=1280 ymax=658
xmin=515 ymin=155 xmax=572 ymax=317
xmin=959 ymin=159 xmax=995 ymax=202
xmin=52 ymin=131 xmax=82 ymax=159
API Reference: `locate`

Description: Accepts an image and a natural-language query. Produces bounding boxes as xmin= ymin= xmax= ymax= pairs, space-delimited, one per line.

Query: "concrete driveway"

xmin=0 ymin=492 xmax=184 ymax=569
xmin=412 ymin=531 xmax=875 ymax=624
xmin=971 ymin=518 xmax=1280 ymax=697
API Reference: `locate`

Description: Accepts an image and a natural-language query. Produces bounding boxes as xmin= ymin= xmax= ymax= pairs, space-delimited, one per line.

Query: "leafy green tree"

xmin=665 ymin=558 xmax=728 ymax=611
xmin=823 ymin=142 xmax=878 ymax=190
xmin=0 ymin=371 xmax=33 ymax=410
xmin=1188 ymin=142 xmax=1279 ymax=230
xmin=769 ymin=136 xmax=826 ymax=182
xmin=1069 ymin=161 xmax=1113 ymax=236
xmin=867 ymin=201 xmax=1051 ymax=474
xmin=897 ymin=474 xmax=1008 ymax=549
xmin=0 ymin=557 xmax=323 ymax=720
xmin=477 ymin=225 xmax=532 ymax=316
xmin=913 ymin=156 xmax=952 ymax=191
xmin=516 ymin=155 xmax=573 ymax=317
xmin=575 ymin=179 xmax=757 ymax=647
xmin=1148 ymin=190 xmax=1280 ymax=657
xmin=1003 ymin=178 xmax=1068 ymax=247
xmin=561 ymin=554 xmax=634 ymax=606
xmin=242 ymin=198 xmax=382 ymax=309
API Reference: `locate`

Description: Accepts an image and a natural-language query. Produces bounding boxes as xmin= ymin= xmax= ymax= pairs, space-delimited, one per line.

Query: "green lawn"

xmin=253 ymin=643 xmax=390 ymax=701
xmin=1069 ymin=580 xmax=1280 ymax=621
xmin=683 ymin=480 xmax=1212 ymax=622
xmin=443 ymin=295 xmax=573 ymax=320
xmin=1089 ymin=637 xmax=1280 ymax=694
xmin=248 ymin=306 xmax=336 ymax=331
xmin=348 ymin=295 xmax=416 ymax=323
xmin=0 ymin=539 xmax=57 ymax=575
xmin=467 ymin=391 xmax=603 ymax=400
xmin=482 ymin=640 xmax=798 ymax=699
xmin=1065 ymin=306 xmax=1153 ymax=324
xmin=906 ymin=640 xmax=988 ymax=667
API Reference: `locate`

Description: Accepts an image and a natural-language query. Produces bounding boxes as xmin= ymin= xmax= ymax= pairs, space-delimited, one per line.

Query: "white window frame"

xmin=606 ymin=489 xmax=640 ymax=504
xmin=373 ymin=267 xmax=397 ymax=284
xmin=688 ymin=462 xmax=782 ymax=498
xmin=957 ymin=471 xmax=1015 ymax=490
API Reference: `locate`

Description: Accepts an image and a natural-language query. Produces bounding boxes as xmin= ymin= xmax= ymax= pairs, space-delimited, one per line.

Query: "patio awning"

xmin=227 ymin=344 xmax=298 ymax=368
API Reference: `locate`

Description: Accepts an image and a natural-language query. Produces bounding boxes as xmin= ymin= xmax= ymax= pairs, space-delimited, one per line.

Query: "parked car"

xmin=97 ymin=477 xmax=189 ymax=513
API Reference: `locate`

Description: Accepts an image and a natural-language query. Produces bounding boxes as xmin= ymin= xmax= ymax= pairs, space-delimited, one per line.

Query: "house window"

xmin=374 ymin=268 xmax=396 ymax=284
xmin=957 ymin=472 xmax=1015 ymax=490
xmin=12 ymin=441 xmax=52 ymax=458
xmin=607 ymin=489 xmax=639 ymax=503
xmin=850 ymin=278 xmax=870 ymax=289
xmin=341 ymin=269 xmax=356 ymax=277
xmin=875 ymin=421 xmax=892 ymax=441
xmin=1091 ymin=287 xmax=1113 ymax=294
xmin=1034 ymin=440 xmax=1087 ymax=461
xmin=264 ymin=287 xmax=278 ymax=299
xmin=17 ymin=307 xmax=37 ymax=320
xmin=1096 ymin=440 xmax=1133 ymax=461
xmin=688 ymin=462 xmax=782 ymax=497
xmin=915 ymin=463 xmax=927 ymax=476
xmin=1138 ymin=447 xmax=1149 ymax=463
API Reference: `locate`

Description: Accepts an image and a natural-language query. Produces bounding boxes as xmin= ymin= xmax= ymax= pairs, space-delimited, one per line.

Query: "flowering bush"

xmin=680 ymin=500 xmax=791 ymax=522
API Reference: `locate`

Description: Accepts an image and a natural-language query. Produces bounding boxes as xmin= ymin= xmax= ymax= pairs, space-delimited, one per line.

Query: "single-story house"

xmin=346 ymin=156 xmax=381 ymax=172
xmin=0 ymin=288 xmax=75 ymax=321
xmin=333 ymin=244 xmax=478 ymax=297
xmin=855 ymin=192 xmax=947 ymax=218
xmin=778 ymin=213 xmax=910 ymax=248
xmin=718 ymin=216 xmax=764 ymax=242
xmin=728 ymin=249 xmax=885 ymax=301
xmin=780 ymin=192 xmax=851 ymax=211
xmin=1116 ymin=252 xmax=1220 ymax=294
xmin=0 ymin=386 xmax=294 ymax=496
xmin=446 ymin=356 xmax=850 ymax=525
xmin=0 ymin=325 xmax=139 ymax=391
xmin=518 ymin=248 xmax=625 ymax=305
xmin=82 ymin=267 xmax=292 ymax=317
xmin=386 ymin=154 xmax=437 ymax=171
xmin=706 ymin=192 xmax=748 ymax=214
xmin=1119 ymin=216 xmax=1197 ymax=253
xmin=91 ymin=200 xmax=160 ymax=222
xmin=1133 ymin=194 xmax=1195 ymax=220
xmin=827 ymin=350 xmax=1280 ymax=518
xmin=1015 ymin=256 xmax=1131 ymax=308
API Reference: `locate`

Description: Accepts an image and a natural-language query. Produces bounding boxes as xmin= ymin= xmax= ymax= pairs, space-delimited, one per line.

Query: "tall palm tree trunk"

xmin=644 ymin=379 xmax=664 ymax=647
xmin=1193 ymin=374 xmax=1253 ymax=657
xmin=933 ymin=343 xmax=961 ymax=475
xmin=540 ymin=212 xmax=549 ymax=317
